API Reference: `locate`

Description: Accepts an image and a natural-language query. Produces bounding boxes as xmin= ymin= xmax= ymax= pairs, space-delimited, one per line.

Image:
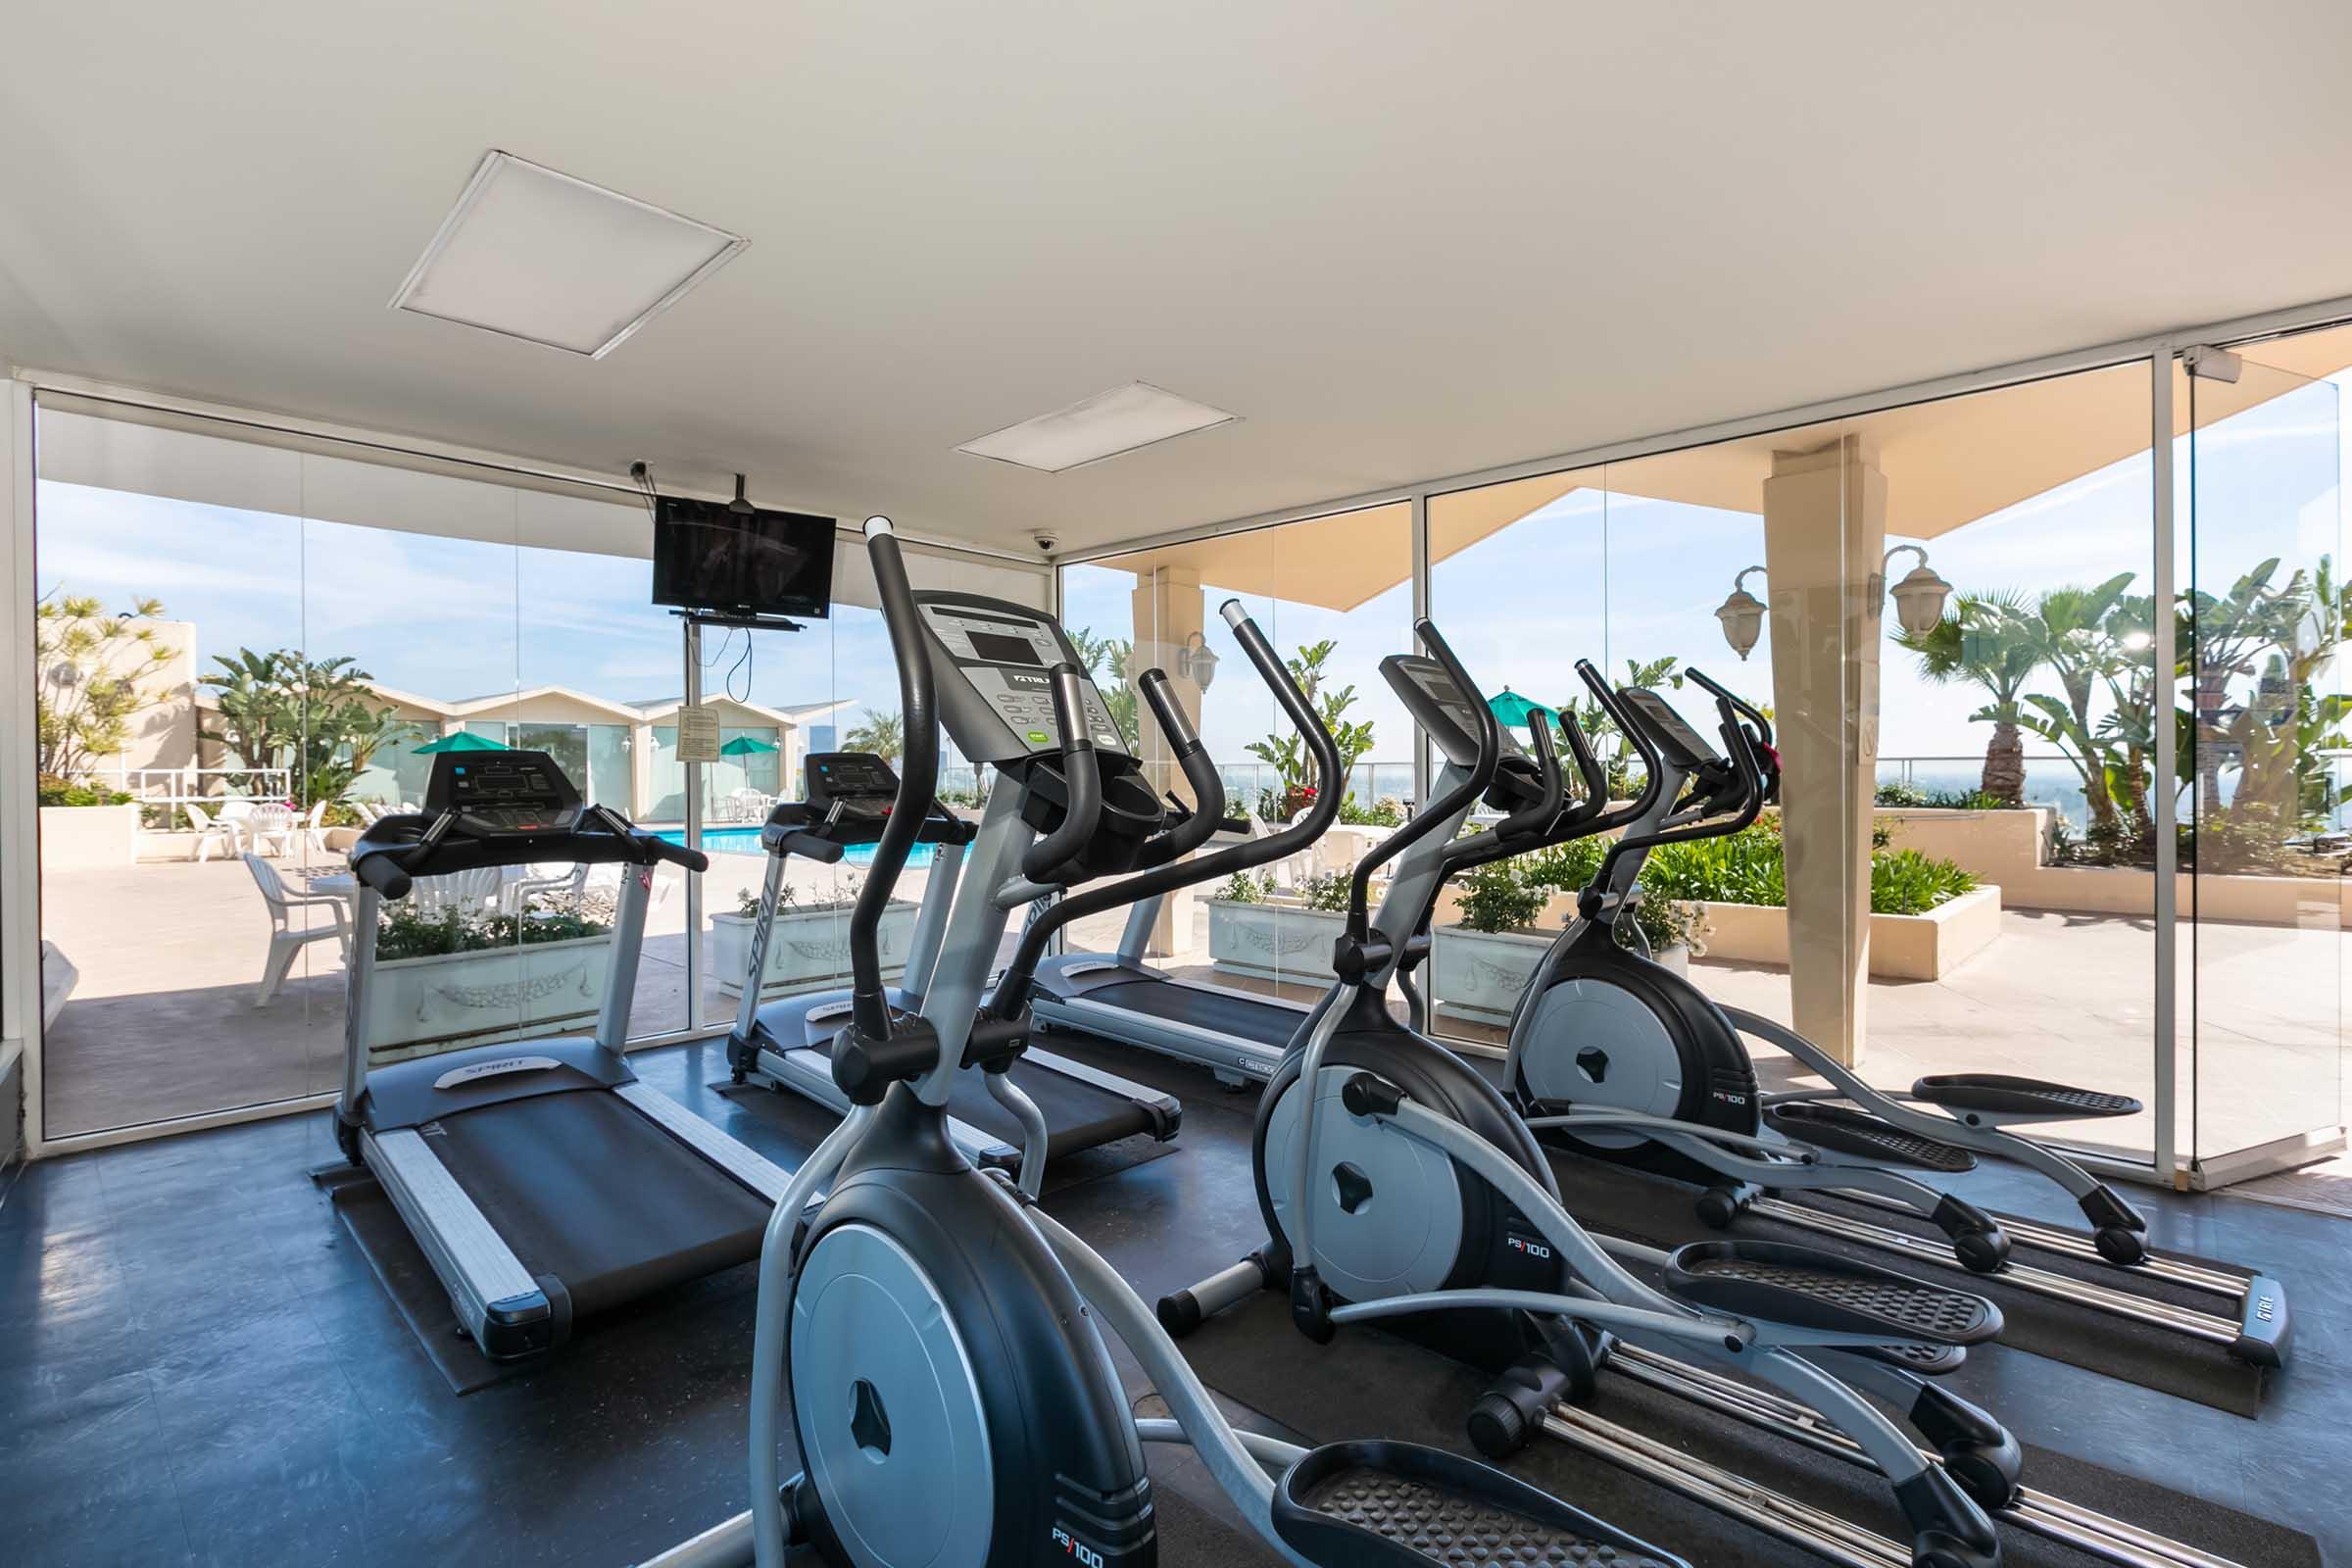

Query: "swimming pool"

xmin=653 ymin=827 xmax=937 ymax=867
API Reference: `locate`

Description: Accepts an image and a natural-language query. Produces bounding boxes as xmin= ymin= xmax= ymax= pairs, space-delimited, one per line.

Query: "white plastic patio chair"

xmin=243 ymin=853 xmax=350 ymax=1004
xmin=412 ymin=866 xmax=506 ymax=919
xmin=184 ymin=804 xmax=240 ymax=862
xmin=245 ymin=804 xmax=300 ymax=857
xmin=503 ymin=861 xmax=590 ymax=915
xmin=296 ymin=801 xmax=330 ymax=858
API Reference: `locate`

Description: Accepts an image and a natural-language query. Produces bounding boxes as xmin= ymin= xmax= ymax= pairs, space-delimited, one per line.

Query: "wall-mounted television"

xmin=651 ymin=496 xmax=836 ymax=618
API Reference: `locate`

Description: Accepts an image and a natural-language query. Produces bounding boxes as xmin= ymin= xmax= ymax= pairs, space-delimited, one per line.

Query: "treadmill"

xmin=725 ymin=750 xmax=1181 ymax=1165
xmin=335 ymin=749 xmax=797 ymax=1361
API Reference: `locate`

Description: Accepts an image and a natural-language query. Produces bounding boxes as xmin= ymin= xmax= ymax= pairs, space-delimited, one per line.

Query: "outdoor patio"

xmin=34 ymin=854 xmax=2351 ymax=1213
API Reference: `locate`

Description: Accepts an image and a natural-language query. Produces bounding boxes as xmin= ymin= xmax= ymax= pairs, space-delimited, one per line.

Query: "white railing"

xmin=81 ymin=764 xmax=295 ymax=806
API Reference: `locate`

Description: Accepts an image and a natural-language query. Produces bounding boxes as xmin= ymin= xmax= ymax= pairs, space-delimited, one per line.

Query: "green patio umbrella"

xmin=717 ymin=735 xmax=780 ymax=757
xmin=412 ymin=730 xmax=510 ymax=754
xmin=1487 ymin=688 xmax=1554 ymax=728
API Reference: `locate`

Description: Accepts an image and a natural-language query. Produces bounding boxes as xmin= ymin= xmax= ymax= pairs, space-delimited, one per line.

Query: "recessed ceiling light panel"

xmin=956 ymin=382 xmax=1241 ymax=472
xmin=390 ymin=150 xmax=747 ymax=359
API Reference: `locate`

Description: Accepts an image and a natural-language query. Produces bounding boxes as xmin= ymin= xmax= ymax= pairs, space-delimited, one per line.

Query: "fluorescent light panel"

xmin=390 ymin=151 xmax=747 ymax=359
xmin=956 ymin=382 xmax=1240 ymax=472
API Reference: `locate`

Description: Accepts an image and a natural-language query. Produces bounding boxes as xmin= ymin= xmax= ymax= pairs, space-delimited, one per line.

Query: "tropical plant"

xmin=1894 ymin=589 xmax=2043 ymax=806
xmin=1641 ymin=824 xmax=1788 ymax=908
xmin=1067 ymin=626 xmax=1143 ymax=752
xmin=1453 ymin=859 xmax=1547 ymax=934
xmin=2007 ymin=573 xmax=2137 ymax=835
xmin=1870 ymin=849 xmax=1980 ymax=916
xmin=1339 ymin=794 xmax=1406 ymax=827
xmin=735 ymin=883 xmax=801 ymax=918
xmin=1519 ymin=835 xmax=1606 ymax=895
xmin=199 ymin=649 xmax=402 ymax=808
xmin=844 ymin=709 xmax=906 ymax=764
xmin=34 ymin=593 xmax=179 ymax=780
xmin=1247 ymin=639 xmax=1376 ymax=818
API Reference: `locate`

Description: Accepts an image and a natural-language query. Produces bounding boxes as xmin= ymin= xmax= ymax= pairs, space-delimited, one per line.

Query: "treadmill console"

xmin=914 ymin=592 xmax=1129 ymax=764
xmin=1381 ymin=654 xmax=1529 ymax=770
xmin=423 ymin=750 xmax=584 ymax=836
xmin=1618 ymin=687 xmax=1717 ymax=771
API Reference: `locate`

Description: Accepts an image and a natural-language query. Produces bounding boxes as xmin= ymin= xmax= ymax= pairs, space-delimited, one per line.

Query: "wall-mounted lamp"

xmin=1715 ymin=566 xmax=1768 ymax=661
xmin=1713 ymin=544 xmax=1952 ymax=661
xmin=1174 ymin=630 xmax=1220 ymax=692
xmin=1878 ymin=544 xmax=1953 ymax=638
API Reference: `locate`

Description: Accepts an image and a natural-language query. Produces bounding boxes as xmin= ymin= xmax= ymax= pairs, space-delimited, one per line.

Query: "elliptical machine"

xmin=647 ymin=519 xmax=1685 ymax=1568
xmin=1498 ymin=664 xmax=2286 ymax=1366
xmin=1164 ymin=620 xmax=2015 ymax=1568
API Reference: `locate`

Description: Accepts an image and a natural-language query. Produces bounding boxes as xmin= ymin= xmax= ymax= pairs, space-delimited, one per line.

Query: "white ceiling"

xmin=5 ymin=3 xmax=2351 ymax=559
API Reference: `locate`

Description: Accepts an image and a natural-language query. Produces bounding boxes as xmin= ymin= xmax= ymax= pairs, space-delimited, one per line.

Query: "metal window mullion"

xmin=4 ymin=385 xmax=39 ymax=1153
xmin=683 ymin=617 xmax=705 ymax=1032
xmin=2150 ymin=350 xmax=2179 ymax=1183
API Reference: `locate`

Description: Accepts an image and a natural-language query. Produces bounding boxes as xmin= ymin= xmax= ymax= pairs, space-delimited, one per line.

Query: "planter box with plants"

xmin=1432 ymin=858 xmax=1697 ymax=1029
xmin=363 ymin=906 xmax=615 ymax=1064
xmin=710 ymin=884 xmax=921 ymax=1001
xmin=1208 ymin=870 xmax=1352 ymax=986
xmin=36 ymin=778 xmax=140 ymax=871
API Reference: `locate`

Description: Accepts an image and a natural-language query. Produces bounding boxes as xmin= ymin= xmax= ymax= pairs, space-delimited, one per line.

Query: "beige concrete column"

xmin=1129 ymin=564 xmax=1206 ymax=957
xmin=1760 ymin=434 xmax=1886 ymax=1067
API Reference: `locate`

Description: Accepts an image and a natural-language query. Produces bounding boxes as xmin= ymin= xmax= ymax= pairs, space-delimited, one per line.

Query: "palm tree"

xmin=2014 ymin=573 xmax=2137 ymax=835
xmin=1895 ymin=591 xmax=2042 ymax=806
xmin=844 ymin=709 xmax=905 ymax=765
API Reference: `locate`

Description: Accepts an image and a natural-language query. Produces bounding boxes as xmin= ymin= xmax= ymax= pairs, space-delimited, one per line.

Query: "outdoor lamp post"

xmin=1174 ymin=630 xmax=1219 ymax=692
xmin=1713 ymin=544 xmax=1952 ymax=660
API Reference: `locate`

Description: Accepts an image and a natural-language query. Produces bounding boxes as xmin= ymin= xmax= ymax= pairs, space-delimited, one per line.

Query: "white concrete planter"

xmin=1431 ymin=923 xmax=1690 ymax=1026
xmin=365 ymin=932 xmax=614 ymax=1063
xmin=1694 ymin=884 xmax=2003 ymax=980
xmin=39 ymin=804 xmax=140 ymax=870
xmin=1208 ymin=899 xmax=1348 ymax=984
xmin=709 ymin=900 xmax=918 ymax=1001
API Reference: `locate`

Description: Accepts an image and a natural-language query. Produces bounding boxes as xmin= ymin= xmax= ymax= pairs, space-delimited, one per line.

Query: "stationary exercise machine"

xmin=336 ymin=751 xmax=798 ymax=1361
xmin=1499 ymin=662 xmax=2288 ymax=1366
xmin=1164 ymin=620 xmax=2248 ymax=1568
xmin=645 ymin=517 xmax=1688 ymax=1568
xmin=726 ymin=749 xmax=1181 ymax=1178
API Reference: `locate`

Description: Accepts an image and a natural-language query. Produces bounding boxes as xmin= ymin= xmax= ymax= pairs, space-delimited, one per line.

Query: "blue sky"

xmin=35 ymin=369 xmax=2343 ymax=795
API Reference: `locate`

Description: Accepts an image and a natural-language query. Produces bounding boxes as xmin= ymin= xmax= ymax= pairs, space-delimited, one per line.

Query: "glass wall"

xmin=1059 ymin=503 xmax=1414 ymax=996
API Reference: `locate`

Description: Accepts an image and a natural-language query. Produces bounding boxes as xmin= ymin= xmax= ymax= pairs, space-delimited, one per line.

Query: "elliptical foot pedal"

xmin=1911 ymin=1072 xmax=2141 ymax=1121
xmin=1273 ymin=1440 xmax=1688 ymax=1568
xmin=1837 ymin=1340 xmax=1970 ymax=1376
xmin=1663 ymin=1240 xmax=2002 ymax=1346
xmin=1765 ymin=1101 xmax=1977 ymax=1172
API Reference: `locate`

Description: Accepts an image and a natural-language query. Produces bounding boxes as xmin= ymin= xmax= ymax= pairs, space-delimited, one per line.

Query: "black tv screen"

xmin=651 ymin=497 xmax=836 ymax=618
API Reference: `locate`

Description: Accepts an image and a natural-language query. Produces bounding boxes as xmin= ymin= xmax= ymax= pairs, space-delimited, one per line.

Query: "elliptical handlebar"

xmin=848 ymin=517 xmax=938 ymax=1041
xmin=1018 ymin=662 xmax=1102 ymax=881
xmin=987 ymin=598 xmax=1342 ymax=1018
xmin=1575 ymin=659 xmax=1667 ymax=835
xmin=1348 ymin=617 xmax=1499 ymax=940
xmin=1134 ymin=667 xmax=1227 ymax=867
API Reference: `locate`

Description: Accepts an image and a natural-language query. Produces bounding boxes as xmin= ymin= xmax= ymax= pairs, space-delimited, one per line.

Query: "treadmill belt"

xmin=948 ymin=1061 xmax=1157 ymax=1161
xmin=1081 ymin=976 xmax=1303 ymax=1050
xmin=428 ymin=1090 xmax=772 ymax=1319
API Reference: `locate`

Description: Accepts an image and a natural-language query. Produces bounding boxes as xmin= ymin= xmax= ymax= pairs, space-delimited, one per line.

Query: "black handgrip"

xmin=772 ymin=830 xmax=847 ymax=865
xmin=353 ymin=850 xmax=413 ymax=900
xmin=850 ymin=517 xmax=939 ymax=1043
xmin=1136 ymin=667 xmax=1225 ymax=866
xmin=1495 ymin=711 xmax=1564 ymax=840
xmin=1348 ymin=618 xmax=1497 ymax=938
xmin=1684 ymin=666 xmax=1773 ymax=747
xmin=1555 ymin=704 xmax=1609 ymax=820
xmin=1021 ymin=662 xmax=1102 ymax=881
xmin=644 ymin=837 xmax=710 ymax=874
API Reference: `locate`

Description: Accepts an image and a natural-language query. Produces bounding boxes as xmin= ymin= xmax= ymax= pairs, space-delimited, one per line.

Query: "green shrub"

xmin=375 ymin=905 xmax=612 ymax=961
xmin=1871 ymin=848 xmax=1979 ymax=915
xmin=1520 ymin=836 xmax=1605 ymax=894
xmin=1298 ymin=871 xmax=1352 ymax=912
xmin=1623 ymin=893 xmax=1705 ymax=956
xmin=1454 ymin=859 xmax=1547 ymax=934
xmin=36 ymin=774 xmax=131 ymax=808
xmin=735 ymin=883 xmax=800 ymax=918
xmin=1339 ymin=794 xmax=1406 ymax=828
xmin=1875 ymin=779 xmax=1930 ymax=808
xmin=1218 ymin=869 xmax=1275 ymax=904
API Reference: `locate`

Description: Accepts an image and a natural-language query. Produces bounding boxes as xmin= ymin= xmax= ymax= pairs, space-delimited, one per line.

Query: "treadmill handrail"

xmin=989 ymin=598 xmax=1341 ymax=1019
xmin=349 ymin=808 xmax=706 ymax=900
xmin=848 ymin=517 xmax=938 ymax=1041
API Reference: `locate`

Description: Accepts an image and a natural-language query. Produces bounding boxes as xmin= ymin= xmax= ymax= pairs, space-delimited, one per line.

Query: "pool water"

xmin=654 ymin=827 xmax=937 ymax=867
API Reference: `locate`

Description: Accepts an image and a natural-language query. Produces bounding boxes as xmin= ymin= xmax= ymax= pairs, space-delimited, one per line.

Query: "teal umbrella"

xmin=1487 ymin=688 xmax=1554 ymax=728
xmin=413 ymin=730 xmax=510 ymax=754
xmin=718 ymin=735 xmax=780 ymax=757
